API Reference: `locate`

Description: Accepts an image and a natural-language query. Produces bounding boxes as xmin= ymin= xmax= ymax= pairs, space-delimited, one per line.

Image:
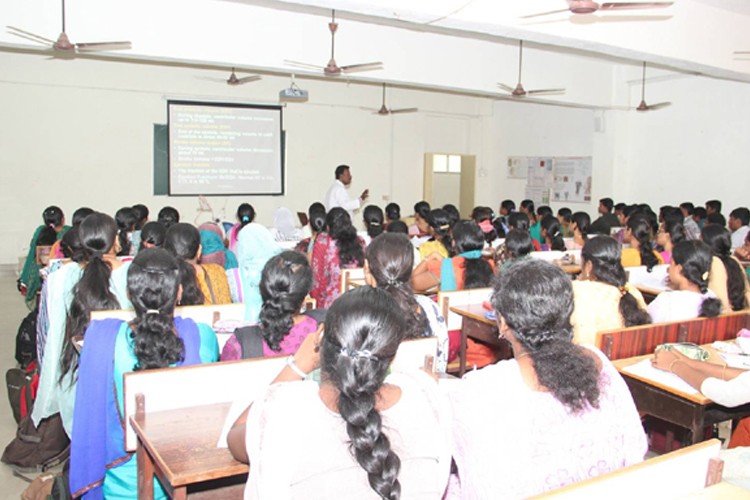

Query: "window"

xmin=433 ymin=154 xmax=461 ymax=173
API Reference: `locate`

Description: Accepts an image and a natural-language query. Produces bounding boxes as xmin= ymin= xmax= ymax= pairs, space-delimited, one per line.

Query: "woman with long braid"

xmin=621 ymin=214 xmax=663 ymax=270
xmin=229 ymin=287 xmax=451 ymax=499
xmin=448 ymin=259 xmax=646 ymax=498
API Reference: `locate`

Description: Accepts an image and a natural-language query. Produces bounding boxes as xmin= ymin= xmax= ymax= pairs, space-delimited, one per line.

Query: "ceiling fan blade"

xmin=600 ymin=2 xmax=673 ymax=11
xmin=734 ymin=51 xmax=750 ymax=55
xmin=519 ymin=8 xmax=570 ymax=19
xmin=359 ymin=106 xmax=380 ymax=112
xmin=389 ymin=108 xmax=418 ymax=114
xmin=526 ymin=88 xmax=566 ymax=95
xmin=235 ymin=75 xmax=261 ymax=84
xmin=284 ymin=60 xmax=324 ymax=71
xmin=340 ymin=62 xmax=383 ymax=73
xmin=497 ymin=82 xmax=515 ymax=93
xmin=7 ymin=26 xmax=56 ymax=45
xmin=75 ymin=41 xmax=132 ymax=51
xmin=647 ymin=101 xmax=671 ymax=110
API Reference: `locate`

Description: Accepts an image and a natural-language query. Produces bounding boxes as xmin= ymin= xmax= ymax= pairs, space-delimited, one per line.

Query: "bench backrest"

xmin=596 ymin=310 xmax=750 ymax=360
xmin=339 ymin=267 xmax=365 ymax=293
xmin=626 ymin=264 xmax=669 ymax=292
xmin=391 ymin=337 xmax=438 ymax=373
xmin=533 ymin=439 xmax=722 ymax=498
xmin=437 ymin=288 xmax=492 ymax=331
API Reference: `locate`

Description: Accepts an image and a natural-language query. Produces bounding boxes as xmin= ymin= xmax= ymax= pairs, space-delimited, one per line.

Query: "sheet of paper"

xmin=621 ymin=359 xmax=700 ymax=396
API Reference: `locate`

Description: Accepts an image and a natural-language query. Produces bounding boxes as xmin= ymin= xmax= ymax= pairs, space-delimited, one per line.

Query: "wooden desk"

xmin=130 ymin=400 xmax=248 ymax=500
xmin=559 ymin=264 xmax=581 ymax=275
xmin=613 ymin=351 xmax=750 ymax=447
xmin=449 ymin=303 xmax=512 ymax=376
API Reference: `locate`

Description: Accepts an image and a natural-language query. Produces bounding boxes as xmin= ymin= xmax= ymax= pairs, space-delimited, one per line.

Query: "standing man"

xmin=324 ymin=164 xmax=369 ymax=219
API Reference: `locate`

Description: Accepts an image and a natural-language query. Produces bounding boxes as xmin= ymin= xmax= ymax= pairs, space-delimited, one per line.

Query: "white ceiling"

xmin=2 ymin=0 xmax=749 ymax=107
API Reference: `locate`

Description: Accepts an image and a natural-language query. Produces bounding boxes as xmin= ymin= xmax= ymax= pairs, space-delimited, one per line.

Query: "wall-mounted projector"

xmin=279 ymin=86 xmax=309 ymax=103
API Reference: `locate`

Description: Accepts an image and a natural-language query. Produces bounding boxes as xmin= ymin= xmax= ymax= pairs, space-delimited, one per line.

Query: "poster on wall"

xmin=507 ymin=157 xmax=528 ymax=179
xmin=509 ymin=155 xmax=592 ymax=205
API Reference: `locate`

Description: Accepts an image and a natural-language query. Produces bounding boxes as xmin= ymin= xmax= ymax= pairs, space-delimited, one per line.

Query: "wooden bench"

xmin=339 ymin=267 xmax=365 ymax=293
xmin=533 ymin=439 xmax=723 ymax=498
xmin=595 ymin=310 xmax=750 ymax=361
xmin=437 ymin=288 xmax=494 ymax=376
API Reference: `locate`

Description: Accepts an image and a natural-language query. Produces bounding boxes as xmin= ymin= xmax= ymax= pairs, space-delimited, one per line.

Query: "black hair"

xmin=706 ymin=200 xmax=722 ymax=214
xmin=471 ymin=206 xmax=498 ymax=244
xmin=680 ymin=202 xmax=695 ymax=215
xmin=426 ymin=209 xmax=453 ymax=255
xmin=60 ymin=226 xmax=85 ymax=261
xmin=139 ymin=221 xmax=167 ymax=251
xmin=504 ymin=229 xmax=533 ymax=260
xmin=127 ymin=248 xmax=185 ymax=370
xmin=557 ymin=207 xmax=572 ymax=223
xmin=701 ymin=225 xmax=746 ymax=311
xmin=42 ymin=206 xmax=64 ymax=228
xmin=627 ymin=215 xmax=659 ymax=272
xmin=442 ymin=204 xmax=460 ymax=227
xmin=600 ymin=198 xmax=614 ymax=212
xmin=537 ymin=205 xmax=553 ymax=219
xmin=61 ymin=213 xmax=121 ymax=381
xmin=693 ymin=207 xmax=707 ymax=221
xmin=384 ymin=202 xmax=401 ymax=222
xmin=706 ymin=212 xmax=727 ymax=228
xmin=325 ymin=208 xmax=364 ymax=267
xmin=157 ymin=206 xmax=180 ymax=228
xmin=321 ymin=287 xmax=404 ymax=500
xmin=508 ymin=212 xmax=530 ymax=231
xmin=364 ymin=205 xmax=385 ymax=240
xmin=581 ymin=237 xmax=652 ymax=327
xmin=614 ymin=202 xmax=627 ymax=213
xmin=335 ymin=164 xmax=350 ymax=179
xmin=132 ymin=204 xmax=149 ymax=230
xmin=671 ymin=240 xmax=722 ymax=317
xmin=163 ymin=223 xmax=205 ymax=306
xmin=501 ymin=199 xmax=516 ymax=212
xmin=308 ymin=202 xmax=327 ymax=233
xmin=662 ymin=214 xmax=686 ymax=248
xmin=37 ymin=226 xmax=57 ymax=246
xmin=572 ymin=212 xmax=591 ymax=239
xmin=386 ymin=221 xmax=408 ymax=234
xmin=491 ymin=259 xmax=600 ymax=413
xmin=367 ymin=233 xmax=429 ymax=340
xmin=621 ymin=204 xmax=641 ymax=221
xmin=540 ymin=215 xmax=565 ymax=251
xmin=452 ymin=220 xmax=493 ymax=289
xmin=71 ymin=207 xmax=94 ymax=226
xmin=730 ymin=207 xmax=750 ymax=227
xmin=413 ymin=201 xmax=431 ymax=220
xmin=236 ymin=203 xmax=256 ymax=229
xmin=259 ymin=251 xmax=314 ymax=352
xmin=115 ymin=206 xmax=138 ymax=257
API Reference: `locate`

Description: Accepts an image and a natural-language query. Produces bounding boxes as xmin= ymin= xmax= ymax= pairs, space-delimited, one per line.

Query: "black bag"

xmin=1 ymin=414 xmax=70 ymax=472
xmin=235 ymin=309 xmax=326 ymax=359
xmin=16 ymin=309 xmax=38 ymax=368
xmin=6 ymin=361 xmax=37 ymax=424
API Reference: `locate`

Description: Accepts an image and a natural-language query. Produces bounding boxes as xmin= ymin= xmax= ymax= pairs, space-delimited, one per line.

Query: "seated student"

xmin=50 ymin=207 xmax=94 ymax=259
xmin=270 ymin=207 xmax=304 ymax=242
xmin=232 ymin=222 xmax=282 ymax=321
xmin=571 ymin=236 xmax=651 ymax=345
xmin=228 ymin=203 xmax=255 ymax=252
xmin=442 ymin=204 xmax=461 ymax=228
xmin=447 ymin=259 xmax=647 ymax=499
xmin=471 ymin=206 xmax=498 ymax=246
xmin=387 ymin=220 xmax=421 ymax=267
xmin=294 ymin=202 xmax=326 ymax=255
xmin=115 ymin=206 xmax=139 ymax=257
xmin=589 ymin=197 xmax=620 ymax=235
xmin=221 ymin=251 xmax=321 ymax=361
xmin=228 ymin=287 xmax=451 ymax=499
xmin=157 ymin=206 xmax=180 ymax=229
xmin=566 ymin=211 xmax=590 ymax=250
xmin=164 ymin=223 xmax=232 ymax=305
xmin=693 ymin=206 xmax=707 ymax=230
xmin=409 ymin=200 xmax=431 ymax=237
xmin=557 ymin=207 xmax=573 ymax=237
xmin=33 ymin=212 xmax=132 ymax=437
xmin=647 ymin=240 xmax=723 ymax=323
xmin=656 ymin=213 xmax=686 ymax=264
xmin=69 ymin=248 xmax=219 ymax=500
xmin=412 ymin=220 xmax=496 ymax=292
xmin=309 ymin=208 xmax=365 ymax=309
xmin=418 ymin=208 xmax=453 ymax=261
xmin=702 ymin=224 xmax=750 ymax=312
xmin=621 ymin=214 xmax=664 ymax=270
xmin=18 ymin=205 xmax=70 ymax=309
xmin=729 ymin=207 xmax=750 ymax=252
xmin=734 ymin=230 xmax=750 ymax=281
xmin=706 ymin=211 xmax=727 ymax=228
xmin=539 ymin=214 xmax=566 ymax=251
xmin=365 ymin=233 xmax=449 ymax=372
xmin=498 ymin=229 xmax=533 ymax=272
xmin=360 ymin=204 xmax=385 ymax=246
xmin=198 ymin=227 xmax=238 ymax=270
xmin=495 ymin=211 xmax=540 ymax=267
xmin=493 ymin=199 xmax=515 ymax=236
xmin=384 ymin=202 xmax=401 ymax=226
xmin=519 ymin=200 xmax=539 ymax=244
xmin=138 ymin=221 xmax=166 ymax=252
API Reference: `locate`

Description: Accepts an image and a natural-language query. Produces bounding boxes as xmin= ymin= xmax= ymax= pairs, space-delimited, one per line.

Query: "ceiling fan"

xmin=7 ymin=0 xmax=131 ymax=53
xmin=284 ymin=10 xmax=383 ymax=77
xmin=362 ymin=83 xmax=417 ymax=115
xmin=225 ymin=68 xmax=261 ymax=86
xmin=635 ymin=62 xmax=671 ymax=111
xmin=522 ymin=1 xmax=674 ymax=19
xmin=497 ymin=41 xmax=565 ymax=97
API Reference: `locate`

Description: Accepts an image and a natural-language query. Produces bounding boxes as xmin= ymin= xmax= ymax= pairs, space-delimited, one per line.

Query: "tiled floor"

xmin=0 ymin=271 xmax=40 ymax=499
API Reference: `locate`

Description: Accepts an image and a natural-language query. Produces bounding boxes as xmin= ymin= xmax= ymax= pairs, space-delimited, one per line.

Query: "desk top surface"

xmin=130 ymin=402 xmax=248 ymax=487
xmin=449 ymin=303 xmax=495 ymax=326
xmin=612 ymin=348 xmax=722 ymax=405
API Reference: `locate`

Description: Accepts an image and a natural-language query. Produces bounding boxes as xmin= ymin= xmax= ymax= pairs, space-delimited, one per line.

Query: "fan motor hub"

xmin=569 ymin=1 xmax=600 ymax=14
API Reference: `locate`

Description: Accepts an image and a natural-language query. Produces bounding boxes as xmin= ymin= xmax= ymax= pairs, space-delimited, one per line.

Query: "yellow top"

xmin=419 ymin=240 xmax=449 ymax=262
